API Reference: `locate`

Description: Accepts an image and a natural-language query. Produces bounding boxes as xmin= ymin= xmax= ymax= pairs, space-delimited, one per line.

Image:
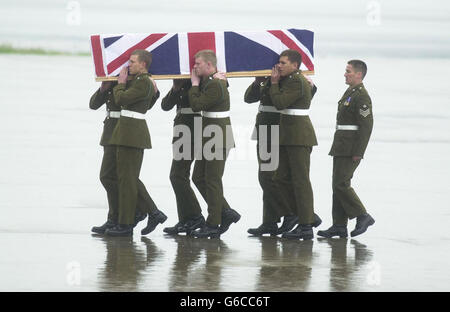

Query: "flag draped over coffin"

xmin=90 ymin=29 xmax=314 ymax=79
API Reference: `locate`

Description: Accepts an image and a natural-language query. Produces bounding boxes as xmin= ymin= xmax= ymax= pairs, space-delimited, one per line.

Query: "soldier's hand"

xmin=191 ymin=69 xmax=200 ymax=86
xmin=100 ymin=81 xmax=112 ymax=92
xmin=303 ymin=73 xmax=314 ymax=88
xmin=118 ymin=66 xmax=128 ymax=84
xmin=213 ymin=72 xmax=227 ymax=81
xmin=254 ymin=77 xmax=266 ymax=85
xmin=172 ymin=79 xmax=185 ymax=91
xmin=352 ymin=156 xmax=362 ymax=162
xmin=271 ymin=65 xmax=280 ymax=84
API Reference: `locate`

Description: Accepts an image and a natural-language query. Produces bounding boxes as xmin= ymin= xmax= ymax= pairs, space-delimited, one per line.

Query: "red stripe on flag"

xmin=187 ymin=32 xmax=216 ymax=70
xmin=268 ymin=30 xmax=314 ymax=71
xmin=91 ymin=35 xmax=106 ymax=77
xmin=107 ymin=33 xmax=167 ymax=75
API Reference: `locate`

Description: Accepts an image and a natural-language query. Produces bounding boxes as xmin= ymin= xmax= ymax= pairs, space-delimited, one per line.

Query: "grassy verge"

xmin=0 ymin=44 xmax=90 ymax=56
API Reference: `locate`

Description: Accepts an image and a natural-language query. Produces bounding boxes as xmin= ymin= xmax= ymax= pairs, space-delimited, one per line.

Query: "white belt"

xmin=106 ymin=111 xmax=120 ymax=118
xmin=121 ymin=110 xmax=146 ymax=120
xmin=258 ymin=105 xmax=280 ymax=113
xmin=202 ymin=111 xmax=230 ymax=118
xmin=336 ymin=125 xmax=359 ymax=130
xmin=177 ymin=108 xmax=199 ymax=115
xmin=280 ymin=109 xmax=310 ymax=116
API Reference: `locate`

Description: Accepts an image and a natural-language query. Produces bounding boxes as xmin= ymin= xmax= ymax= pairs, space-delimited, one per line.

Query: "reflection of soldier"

xmin=168 ymin=236 xmax=203 ymax=291
xmin=318 ymin=238 xmax=373 ymax=291
xmin=255 ymin=237 xmax=314 ymax=291
xmin=96 ymin=236 xmax=147 ymax=291
xmin=170 ymin=237 xmax=230 ymax=291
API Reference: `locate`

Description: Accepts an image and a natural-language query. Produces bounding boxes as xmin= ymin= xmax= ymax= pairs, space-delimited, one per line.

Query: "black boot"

xmin=351 ymin=213 xmax=375 ymax=237
xmin=317 ymin=225 xmax=348 ymax=238
xmin=312 ymin=213 xmax=322 ymax=228
xmin=282 ymin=224 xmax=313 ymax=240
xmin=192 ymin=223 xmax=220 ymax=238
xmin=134 ymin=211 xmax=147 ymax=227
xmin=247 ymin=223 xmax=278 ymax=236
xmin=141 ymin=210 xmax=168 ymax=235
xmin=105 ymin=224 xmax=133 ymax=237
xmin=277 ymin=215 xmax=298 ymax=235
xmin=185 ymin=215 xmax=206 ymax=235
xmin=91 ymin=220 xmax=116 ymax=234
xmin=163 ymin=221 xmax=188 ymax=235
xmin=219 ymin=208 xmax=241 ymax=234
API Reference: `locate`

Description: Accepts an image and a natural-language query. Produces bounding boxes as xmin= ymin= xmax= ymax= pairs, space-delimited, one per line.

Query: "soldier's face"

xmin=193 ymin=57 xmax=209 ymax=77
xmin=344 ymin=64 xmax=362 ymax=85
xmin=278 ymin=56 xmax=298 ymax=77
xmin=128 ymin=55 xmax=146 ymax=75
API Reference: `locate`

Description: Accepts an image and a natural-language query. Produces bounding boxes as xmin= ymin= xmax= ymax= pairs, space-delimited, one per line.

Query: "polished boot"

xmin=351 ymin=213 xmax=375 ymax=237
xmin=282 ymin=225 xmax=313 ymax=240
xmin=141 ymin=210 xmax=168 ymax=235
xmin=163 ymin=221 xmax=188 ymax=235
xmin=247 ymin=223 xmax=278 ymax=236
xmin=317 ymin=225 xmax=348 ymax=238
xmin=191 ymin=223 xmax=220 ymax=238
xmin=219 ymin=208 xmax=241 ymax=234
xmin=105 ymin=224 xmax=133 ymax=237
xmin=91 ymin=220 xmax=116 ymax=234
xmin=185 ymin=215 xmax=206 ymax=235
xmin=276 ymin=215 xmax=298 ymax=235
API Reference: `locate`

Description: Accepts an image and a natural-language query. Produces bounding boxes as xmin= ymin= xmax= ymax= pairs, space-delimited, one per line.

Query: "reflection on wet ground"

xmin=85 ymin=233 xmax=376 ymax=292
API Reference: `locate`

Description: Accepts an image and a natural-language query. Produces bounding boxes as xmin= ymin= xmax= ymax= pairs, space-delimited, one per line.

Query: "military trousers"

xmin=169 ymin=157 xmax=202 ymax=223
xmin=332 ymin=156 xmax=367 ymax=226
xmin=115 ymin=145 xmax=158 ymax=225
xmin=256 ymin=144 xmax=291 ymax=224
xmin=100 ymin=146 xmax=153 ymax=223
xmin=192 ymin=149 xmax=232 ymax=226
xmin=273 ymin=145 xmax=314 ymax=225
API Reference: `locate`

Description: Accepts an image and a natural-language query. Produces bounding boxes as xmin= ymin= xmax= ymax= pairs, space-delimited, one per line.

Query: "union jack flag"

xmin=90 ymin=29 xmax=314 ymax=79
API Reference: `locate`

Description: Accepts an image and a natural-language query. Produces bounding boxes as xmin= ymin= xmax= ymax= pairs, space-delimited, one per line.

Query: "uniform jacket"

xmin=329 ymin=83 xmax=373 ymax=157
xmin=188 ymin=74 xmax=235 ymax=150
xmin=109 ymin=73 xmax=160 ymax=149
xmin=270 ymin=70 xmax=318 ymax=147
xmin=89 ymin=82 xmax=121 ymax=146
xmin=161 ymin=80 xmax=201 ymax=144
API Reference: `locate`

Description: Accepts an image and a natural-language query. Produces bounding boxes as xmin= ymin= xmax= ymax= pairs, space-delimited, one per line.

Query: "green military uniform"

xmin=108 ymin=73 xmax=160 ymax=225
xmin=161 ymin=80 xmax=203 ymax=223
xmin=329 ymin=83 xmax=373 ymax=225
xmin=244 ymin=79 xmax=293 ymax=224
xmin=271 ymin=70 xmax=318 ymax=225
xmin=188 ymin=74 xmax=235 ymax=226
xmin=89 ymin=84 xmax=149 ymax=223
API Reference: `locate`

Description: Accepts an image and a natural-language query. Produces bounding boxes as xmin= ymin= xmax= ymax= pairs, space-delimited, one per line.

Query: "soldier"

xmin=89 ymin=81 xmax=149 ymax=234
xmin=244 ymin=73 xmax=319 ymax=236
xmin=188 ymin=50 xmax=241 ymax=238
xmin=318 ymin=60 xmax=375 ymax=238
xmin=160 ymin=79 xmax=205 ymax=235
xmin=270 ymin=49 xmax=322 ymax=240
xmin=104 ymin=49 xmax=167 ymax=237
